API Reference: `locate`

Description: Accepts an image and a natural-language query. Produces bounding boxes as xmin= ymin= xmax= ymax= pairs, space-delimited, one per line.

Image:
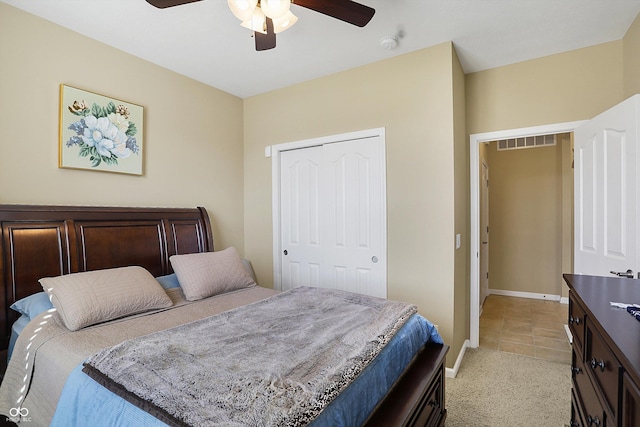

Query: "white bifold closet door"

xmin=279 ymin=136 xmax=386 ymax=298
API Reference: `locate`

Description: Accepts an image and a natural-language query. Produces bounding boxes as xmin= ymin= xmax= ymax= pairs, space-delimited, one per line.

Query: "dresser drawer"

xmin=571 ymin=352 xmax=587 ymax=427
xmin=569 ymin=292 xmax=586 ymax=353
xmin=571 ymin=387 xmax=586 ymax=427
xmin=586 ymin=319 xmax=621 ymax=422
xmin=622 ymin=372 xmax=640 ymax=427
xmin=422 ymin=369 xmax=444 ymax=427
xmin=573 ymin=349 xmax=607 ymax=427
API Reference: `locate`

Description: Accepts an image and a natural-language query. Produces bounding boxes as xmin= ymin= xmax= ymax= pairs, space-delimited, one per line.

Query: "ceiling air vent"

xmin=496 ymin=134 xmax=556 ymax=151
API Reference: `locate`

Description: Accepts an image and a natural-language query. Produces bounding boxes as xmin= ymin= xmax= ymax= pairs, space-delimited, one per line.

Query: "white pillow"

xmin=40 ymin=266 xmax=173 ymax=331
xmin=169 ymin=247 xmax=256 ymax=301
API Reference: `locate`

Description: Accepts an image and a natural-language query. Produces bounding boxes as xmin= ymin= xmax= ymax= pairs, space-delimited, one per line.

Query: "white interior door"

xmin=278 ymin=132 xmax=387 ymax=297
xmin=280 ymin=146 xmax=323 ymax=289
xmin=480 ymin=160 xmax=490 ymax=307
xmin=574 ymin=95 xmax=639 ymax=278
xmin=322 ymin=138 xmax=386 ymax=297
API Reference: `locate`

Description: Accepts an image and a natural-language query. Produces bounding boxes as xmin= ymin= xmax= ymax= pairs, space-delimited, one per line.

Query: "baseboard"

xmin=489 ymin=289 xmax=561 ymax=302
xmin=445 ymin=339 xmax=469 ymax=378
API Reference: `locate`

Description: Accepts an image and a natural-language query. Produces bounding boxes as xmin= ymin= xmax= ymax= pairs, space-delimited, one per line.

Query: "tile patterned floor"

xmin=479 ymin=294 xmax=571 ymax=363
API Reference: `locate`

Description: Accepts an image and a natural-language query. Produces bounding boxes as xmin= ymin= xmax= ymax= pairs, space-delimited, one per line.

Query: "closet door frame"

xmin=268 ymin=127 xmax=387 ymax=292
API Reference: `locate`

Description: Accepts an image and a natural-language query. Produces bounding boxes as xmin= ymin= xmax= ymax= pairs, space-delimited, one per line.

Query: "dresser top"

xmin=564 ymin=274 xmax=640 ymax=384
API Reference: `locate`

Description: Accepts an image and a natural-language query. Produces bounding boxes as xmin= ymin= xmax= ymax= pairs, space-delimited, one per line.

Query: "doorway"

xmin=469 ymin=121 xmax=585 ymax=348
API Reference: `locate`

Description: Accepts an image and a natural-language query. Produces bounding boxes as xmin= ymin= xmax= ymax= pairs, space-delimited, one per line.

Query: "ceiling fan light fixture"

xmin=261 ymin=0 xmax=291 ymax=19
xmin=155 ymin=0 xmax=377 ymax=52
xmin=241 ymin=7 xmax=267 ymax=34
xmin=273 ymin=11 xmax=298 ymax=33
xmin=228 ymin=0 xmax=258 ymax=21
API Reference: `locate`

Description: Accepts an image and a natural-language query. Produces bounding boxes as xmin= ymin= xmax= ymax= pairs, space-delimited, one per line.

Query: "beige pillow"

xmin=39 ymin=266 xmax=173 ymax=331
xmin=169 ymin=247 xmax=256 ymax=301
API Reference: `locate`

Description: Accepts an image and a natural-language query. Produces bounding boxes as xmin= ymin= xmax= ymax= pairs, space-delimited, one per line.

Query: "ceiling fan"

xmin=145 ymin=0 xmax=375 ymax=51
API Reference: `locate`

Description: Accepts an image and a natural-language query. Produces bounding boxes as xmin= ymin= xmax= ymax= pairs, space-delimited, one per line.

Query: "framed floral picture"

xmin=59 ymin=84 xmax=144 ymax=175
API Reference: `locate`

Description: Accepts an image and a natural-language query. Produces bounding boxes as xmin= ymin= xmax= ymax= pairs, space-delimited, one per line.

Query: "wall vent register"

xmin=496 ymin=134 xmax=556 ymax=151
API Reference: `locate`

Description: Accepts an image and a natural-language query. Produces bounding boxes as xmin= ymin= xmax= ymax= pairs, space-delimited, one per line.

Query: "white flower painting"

xmin=59 ymin=85 xmax=143 ymax=175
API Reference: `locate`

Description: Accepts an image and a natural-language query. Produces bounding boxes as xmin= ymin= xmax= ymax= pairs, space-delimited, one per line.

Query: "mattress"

xmin=52 ymin=313 xmax=440 ymax=426
xmin=2 ymin=285 xmax=442 ymax=426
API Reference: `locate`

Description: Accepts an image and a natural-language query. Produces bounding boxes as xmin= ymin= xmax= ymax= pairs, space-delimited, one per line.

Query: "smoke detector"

xmin=379 ymin=35 xmax=398 ymax=50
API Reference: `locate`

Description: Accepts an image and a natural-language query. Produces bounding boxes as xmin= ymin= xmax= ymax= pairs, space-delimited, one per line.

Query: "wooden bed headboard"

xmin=0 ymin=204 xmax=214 ymax=350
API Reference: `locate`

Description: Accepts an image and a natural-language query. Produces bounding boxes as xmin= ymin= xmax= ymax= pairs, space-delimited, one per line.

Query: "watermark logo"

xmin=7 ymin=406 xmax=31 ymax=423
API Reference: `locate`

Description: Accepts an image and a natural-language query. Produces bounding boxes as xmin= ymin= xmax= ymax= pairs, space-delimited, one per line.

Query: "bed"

xmin=0 ymin=204 xmax=448 ymax=426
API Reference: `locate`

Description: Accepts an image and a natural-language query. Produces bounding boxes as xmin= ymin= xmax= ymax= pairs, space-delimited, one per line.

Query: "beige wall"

xmin=452 ymin=48 xmax=470 ymax=351
xmin=486 ymin=140 xmax=571 ymax=296
xmin=0 ymin=3 xmax=246 ymax=250
xmin=624 ymin=13 xmax=640 ymax=98
xmin=244 ymin=43 xmax=464 ymax=364
xmin=466 ymin=41 xmax=624 ymax=135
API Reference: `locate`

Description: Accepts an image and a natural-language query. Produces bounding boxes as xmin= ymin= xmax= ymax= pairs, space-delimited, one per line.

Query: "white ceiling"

xmin=3 ymin=0 xmax=640 ymax=98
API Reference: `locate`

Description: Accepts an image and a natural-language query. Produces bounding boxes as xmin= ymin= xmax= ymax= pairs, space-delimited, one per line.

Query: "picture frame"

xmin=59 ymin=84 xmax=144 ymax=175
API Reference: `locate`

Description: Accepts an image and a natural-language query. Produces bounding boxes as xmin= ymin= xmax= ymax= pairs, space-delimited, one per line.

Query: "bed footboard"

xmin=363 ymin=342 xmax=448 ymax=427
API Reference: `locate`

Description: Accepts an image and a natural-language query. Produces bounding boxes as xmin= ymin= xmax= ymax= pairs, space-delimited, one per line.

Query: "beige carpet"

xmin=445 ymin=347 xmax=571 ymax=426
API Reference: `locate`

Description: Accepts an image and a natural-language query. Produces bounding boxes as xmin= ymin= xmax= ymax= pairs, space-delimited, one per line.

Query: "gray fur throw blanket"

xmin=83 ymin=287 xmax=417 ymax=426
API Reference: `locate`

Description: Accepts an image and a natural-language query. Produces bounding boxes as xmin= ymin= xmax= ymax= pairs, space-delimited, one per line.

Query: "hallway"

xmin=479 ymin=295 xmax=571 ymax=363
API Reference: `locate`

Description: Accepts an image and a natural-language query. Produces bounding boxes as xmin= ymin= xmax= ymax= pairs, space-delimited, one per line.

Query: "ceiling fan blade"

xmin=145 ymin=0 xmax=202 ymax=8
xmin=255 ymin=18 xmax=276 ymax=51
xmin=293 ymin=0 xmax=375 ymax=27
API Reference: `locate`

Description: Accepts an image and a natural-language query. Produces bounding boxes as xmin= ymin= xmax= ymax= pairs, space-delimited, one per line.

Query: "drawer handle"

xmin=590 ymin=358 xmax=606 ymax=371
xmin=586 ymin=415 xmax=601 ymax=426
xmin=427 ymin=399 xmax=439 ymax=408
xmin=569 ymin=315 xmax=581 ymax=325
xmin=570 ymin=366 xmax=581 ymax=375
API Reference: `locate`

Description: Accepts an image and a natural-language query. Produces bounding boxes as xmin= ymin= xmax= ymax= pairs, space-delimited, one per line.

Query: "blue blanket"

xmin=52 ymin=314 xmax=442 ymax=426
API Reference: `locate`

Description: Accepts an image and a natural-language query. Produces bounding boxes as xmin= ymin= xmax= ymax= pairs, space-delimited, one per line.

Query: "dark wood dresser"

xmin=564 ymin=274 xmax=640 ymax=427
